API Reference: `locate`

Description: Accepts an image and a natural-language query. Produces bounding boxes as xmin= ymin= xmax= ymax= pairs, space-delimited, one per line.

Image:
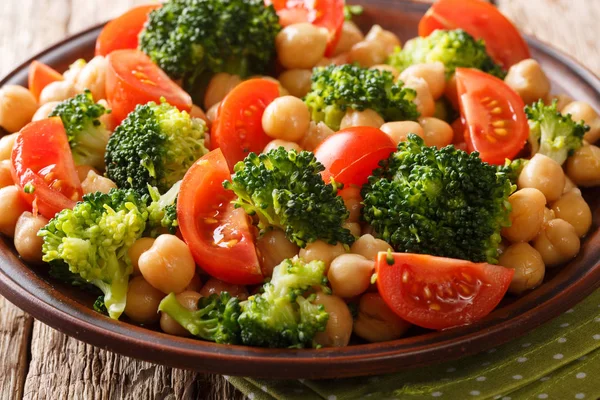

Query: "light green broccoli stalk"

xmin=147 ymin=180 xmax=181 ymax=236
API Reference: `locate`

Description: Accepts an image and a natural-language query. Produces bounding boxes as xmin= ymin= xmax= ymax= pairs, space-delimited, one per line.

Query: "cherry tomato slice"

xmin=314 ymin=126 xmax=396 ymax=187
xmin=418 ymin=0 xmax=530 ymax=69
xmin=455 ymin=68 xmax=528 ymax=165
xmin=211 ymin=79 xmax=279 ymax=171
xmin=177 ymin=149 xmax=263 ymax=285
xmin=106 ymin=49 xmax=192 ymax=123
xmin=95 ymin=4 xmax=161 ymax=57
xmin=376 ymin=252 xmax=514 ymax=330
xmin=28 ymin=61 xmax=64 ymax=101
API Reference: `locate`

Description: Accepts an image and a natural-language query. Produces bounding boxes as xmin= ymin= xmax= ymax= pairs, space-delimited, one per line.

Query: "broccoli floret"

xmin=224 ymin=148 xmax=354 ymax=248
xmin=526 ymin=100 xmax=589 ymax=165
xmin=139 ymin=0 xmax=280 ymax=93
xmin=38 ymin=189 xmax=148 ymax=319
xmin=344 ymin=5 xmax=363 ymax=21
xmin=304 ymin=64 xmax=420 ymax=131
xmin=105 ymin=101 xmax=208 ymax=196
xmin=362 ymin=134 xmax=514 ymax=264
xmin=49 ymin=90 xmax=111 ymax=171
xmin=147 ymin=181 xmax=181 ymax=236
xmin=93 ymin=296 xmax=108 ymax=315
xmin=499 ymin=158 xmax=529 ymax=184
xmin=387 ymin=29 xmax=506 ymax=79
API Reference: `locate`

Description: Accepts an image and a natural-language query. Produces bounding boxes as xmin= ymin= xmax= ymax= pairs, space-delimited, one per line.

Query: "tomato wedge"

xmin=28 ymin=61 xmax=64 ymax=101
xmin=95 ymin=4 xmax=161 ymax=57
xmin=418 ymin=0 xmax=529 ymax=69
xmin=11 ymin=118 xmax=82 ymax=219
xmin=106 ymin=49 xmax=192 ymax=123
xmin=376 ymin=252 xmax=514 ymax=330
xmin=314 ymin=127 xmax=396 ymax=187
xmin=177 ymin=149 xmax=263 ymax=285
xmin=211 ymin=79 xmax=279 ymax=170
xmin=267 ymin=0 xmax=344 ymax=56
xmin=455 ymin=68 xmax=528 ymax=165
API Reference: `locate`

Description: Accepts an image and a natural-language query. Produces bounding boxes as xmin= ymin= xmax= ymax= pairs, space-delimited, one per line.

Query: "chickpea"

xmin=399 ymin=62 xmax=446 ymax=100
xmin=551 ymin=94 xmax=573 ymax=112
xmin=339 ymin=186 xmax=362 ymax=223
xmin=562 ymin=101 xmax=600 ymax=144
xmin=262 ymin=96 xmax=310 ymax=142
xmin=13 ymin=212 xmax=48 ymax=264
xmin=185 ymin=273 xmax=203 ymax=293
xmin=353 ymin=293 xmax=410 ymax=342
xmin=348 ymin=40 xmax=387 ymax=68
xmin=206 ymin=102 xmax=220 ymax=124
xmin=364 ymin=25 xmax=401 ymax=55
xmin=533 ymin=219 xmax=580 ymax=268
xmin=0 ymin=85 xmax=38 ymax=133
xmin=328 ymin=254 xmax=374 ymax=298
xmin=370 ymin=65 xmax=400 ymax=79
xmin=128 ymin=237 xmax=156 ymax=276
xmin=551 ymin=191 xmax=592 ymax=237
xmin=565 ymin=145 xmax=600 ymax=187
xmin=0 ymin=160 xmax=13 ymax=189
xmin=543 ymin=207 xmax=556 ymax=224
xmin=418 ymin=117 xmax=453 ymax=148
xmin=300 ymin=122 xmax=333 ymax=151
xmin=563 ymin=176 xmax=579 ymax=195
xmin=343 ymin=222 xmax=361 ymax=238
xmin=299 ymin=240 xmax=346 ymax=271
xmin=39 ymin=80 xmax=77 ymax=105
xmin=81 ymin=170 xmax=116 ymax=194
xmin=498 ymin=243 xmax=545 ymax=295
xmin=312 ymin=292 xmax=353 ymax=347
xmin=32 ymin=101 xmax=60 ymax=122
xmin=380 ymin=121 xmax=424 ymax=145
xmin=518 ymin=153 xmax=565 ymax=202
xmin=256 ymin=228 xmax=299 ymax=277
xmin=138 ymin=234 xmax=196 ymax=294
xmin=160 ymin=291 xmax=202 ymax=336
xmin=74 ymin=165 xmax=96 ymax=183
xmin=0 ymin=133 xmax=17 ymax=161
xmin=278 ymin=69 xmax=313 ymax=98
xmin=0 ymin=186 xmax=30 ymax=237
xmin=504 ymin=59 xmax=551 ymax=105
xmin=263 ymin=139 xmax=302 ymax=153
xmin=501 ymin=188 xmax=546 ymax=243
xmin=350 ymin=234 xmax=392 ymax=261
xmin=333 ymin=21 xmax=364 ymax=56
xmin=404 ymin=77 xmax=435 ymax=118
xmin=190 ymin=105 xmax=208 ymax=124
xmin=204 ymin=73 xmax=242 ymax=109
xmin=63 ymin=59 xmax=86 ymax=83
xmin=74 ymin=56 xmax=107 ymax=101
xmin=339 ymin=109 xmax=384 ymax=130
xmin=124 ymin=276 xmax=164 ymax=324
xmin=316 ymin=53 xmax=350 ymax=67
xmin=199 ymin=278 xmax=249 ymax=301
xmin=276 ymin=23 xmax=328 ymax=69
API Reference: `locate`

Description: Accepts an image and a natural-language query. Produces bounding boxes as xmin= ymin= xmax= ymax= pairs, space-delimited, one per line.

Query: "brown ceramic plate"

xmin=0 ymin=0 xmax=599 ymax=380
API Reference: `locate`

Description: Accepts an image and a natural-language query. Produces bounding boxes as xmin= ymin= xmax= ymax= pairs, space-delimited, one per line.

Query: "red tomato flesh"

xmin=376 ymin=252 xmax=514 ymax=330
xmin=28 ymin=61 xmax=63 ymax=101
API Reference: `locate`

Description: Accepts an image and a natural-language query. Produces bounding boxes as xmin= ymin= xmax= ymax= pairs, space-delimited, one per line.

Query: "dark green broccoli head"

xmin=224 ymin=148 xmax=354 ymax=248
xmin=362 ymin=135 xmax=514 ymax=264
xmin=304 ymin=64 xmax=420 ymax=131
xmin=105 ymin=101 xmax=208 ymax=196
xmin=387 ymin=29 xmax=506 ymax=79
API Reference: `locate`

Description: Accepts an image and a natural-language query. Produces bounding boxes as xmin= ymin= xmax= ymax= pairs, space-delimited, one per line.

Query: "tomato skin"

xmin=95 ymin=4 xmax=161 ymax=57
xmin=314 ymin=127 xmax=396 ymax=187
xmin=418 ymin=0 xmax=530 ymax=69
xmin=177 ymin=149 xmax=263 ymax=285
xmin=376 ymin=252 xmax=514 ymax=330
xmin=106 ymin=49 xmax=192 ymax=123
xmin=455 ymin=68 xmax=528 ymax=165
xmin=28 ymin=61 xmax=63 ymax=101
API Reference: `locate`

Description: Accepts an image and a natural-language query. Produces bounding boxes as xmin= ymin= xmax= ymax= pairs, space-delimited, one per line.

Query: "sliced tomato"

xmin=177 ymin=149 xmax=263 ymax=285
xmin=314 ymin=127 xmax=396 ymax=187
xmin=28 ymin=61 xmax=64 ymax=101
xmin=418 ymin=0 xmax=529 ymax=69
xmin=455 ymin=68 xmax=528 ymax=165
xmin=95 ymin=4 xmax=161 ymax=57
xmin=106 ymin=49 xmax=192 ymax=123
xmin=376 ymin=252 xmax=514 ymax=330
xmin=267 ymin=0 xmax=344 ymax=56
xmin=10 ymin=118 xmax=82 ymax=218
xmin=211 ymin=79 xmax=279 ymax=170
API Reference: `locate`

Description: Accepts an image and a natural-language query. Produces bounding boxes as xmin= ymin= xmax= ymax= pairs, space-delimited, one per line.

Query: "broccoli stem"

xmin=94 ymin=277 xmax=128 ymax=320
xmin=158 ymin=293 xmax=221 ymax=340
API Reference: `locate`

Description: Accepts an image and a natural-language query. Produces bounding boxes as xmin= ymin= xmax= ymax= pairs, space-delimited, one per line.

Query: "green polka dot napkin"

xmin=227 ymin=288 xmax=600 ymax=400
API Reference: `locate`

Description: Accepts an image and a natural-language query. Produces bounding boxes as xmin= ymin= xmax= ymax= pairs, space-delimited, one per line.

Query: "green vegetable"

xmin=362 ymin=134 xmax=514 ymax=264
xmin=304 ymin=64 xmax=420 ymax=131
xmin=147 ymin=180 xmax=181 ymax=236
xmin=344 ymin=5 xmax=363 ymax=21
xmin=499 ymin=158 xmax=529 ymax=184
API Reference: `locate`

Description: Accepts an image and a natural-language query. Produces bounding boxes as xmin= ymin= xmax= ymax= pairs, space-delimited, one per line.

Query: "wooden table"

xmin=0 ymin=1 xmax=598 ymax=399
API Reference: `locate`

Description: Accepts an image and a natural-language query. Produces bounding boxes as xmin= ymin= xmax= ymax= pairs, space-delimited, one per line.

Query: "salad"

xmin=0 ymin=0 xmax=598 ymax=349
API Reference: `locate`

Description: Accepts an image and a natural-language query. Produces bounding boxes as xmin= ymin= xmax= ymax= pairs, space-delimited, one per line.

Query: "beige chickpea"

xmin=364 ymin=25 xmax=401 ymax=55
xmin=565 ymin=145 xmax=600 ymax=187
xmin=256 ymin=228 xmax=300 ymax=277
xmin=0 ymin=160 xmax=12 ymax=188
xmin=278 ymin=69 xmax=313 ymax=98
xmin=562 ymin=101 xmax=600 ymax=144
xmin=204 ymin=73 xmax=242 ymax=110
xmin=312 ymin=292 xmax=353 ymax=347
xmin=504 ymin=59 xmax=551 ymax=105
xmin=328 ymin=254 xmax=374 ymax=298
xmin=0 ymin=133 xmax=17 ymax=161
xmin=349 ymin=40 xmax=387 ymax=68
xmin=263 ymin=139 xmax=302 ymax=153
xmin=276 ymin=23 xmax=328 ymax=69
xmin=63 ymin=59 xmax=86 ymax=83
xmin=13 ymin=212 xmax=48 ymax=264
xmin=0 ymin=186 xmax=30 ymax=237
xmin=333 ymin=21 xmax=364 ymax=56
xmin=399 ymin=62 xmax=446 ymax=100
xmin=533 ymin=219 xmax=580 ymax=268
xmin=418 ymin=117 xmax=453 ymax=148
xmin=353 ymin=293 xmax=410 ymax=342
xmin=190 ymin=104 xmax=208 ymax=124
xmin=32 ymin=101 xmax=60 ymax=122
xmin=343 ymin=222 xmax=361 ymax=238
xmin=339 ymin=186 xmax=362 ymax=223
xmin=299 ymin=240 xmax=346 ymax=271
xmin=74 ymin=56 xmax=107 ymax=101
xmin=262 ymin=96 xmax=310 ymax=142
xmin=340 ymin=109 xmax=384 ymax=130
xmin=74 ymin=165 xmax=96 ymax=183
xmin=300 ymin=122 xmax=333 ymax=151
xmin=316 ymin=53 xmax=350 ymax=67
xmin=39 ymin=80 xmax=77 ymax=105
xmin=498 ymin=242 xmax=545 ymax=295
xmin=124 ymin=276 xmax=164 ymax=324
xmin=501 ymin=188 xmax=546 ymax=243
xmin=380 ymin=121 xmax=424 ymax=145
xmin=563 ymin=176 xmax=579 ymax=195
xmin=206 ymin=102 xmax=220 ymax=124
xmin=551 ymin=94 xmax=573 ymax=112
xmin=185 ymin=273 xmax=203 ymax=293
xmin=543 ymin=207 xmax=556 ymax=225
xmin=371 ymin=65 xmax=400 ymax=79
xmin=81 ymin=170 xmax=116 ymax=194
xmin=0 ymin=85 xmax=38 ymax=133
xmin=138 ymin=234 xmax=196 ymax=294
xmin=403 ymin=77 xmax=435 ymax=118
xmin=551 ymin=191 xmax=592 ymax=237
xmin=128 ymin=237 xmax=156 ymax=276
xmin=518 ymin=153 xmax=565 ymax=202
xmin=160 ymin=291 xmax=202 ymax=336
xmin=350 ymin=234 xmax=392 ymax=261
xmin=199 ymin=277 xmax=249 ymax=301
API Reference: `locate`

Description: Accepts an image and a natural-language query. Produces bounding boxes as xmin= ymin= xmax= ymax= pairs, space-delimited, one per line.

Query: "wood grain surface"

xmin=0 ymin=1 xmax=598 ymax=399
